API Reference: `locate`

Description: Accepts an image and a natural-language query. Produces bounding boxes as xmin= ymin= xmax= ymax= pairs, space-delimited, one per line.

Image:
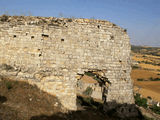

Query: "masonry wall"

xmin=0 ymin=16 xmax=134 ymax=110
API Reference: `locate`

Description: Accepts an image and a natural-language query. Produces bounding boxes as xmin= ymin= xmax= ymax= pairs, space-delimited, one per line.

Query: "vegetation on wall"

xmin=83 ymin=87 xmax=93 ymax=96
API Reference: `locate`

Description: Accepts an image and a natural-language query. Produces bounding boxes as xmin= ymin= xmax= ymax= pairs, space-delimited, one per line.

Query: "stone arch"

xmin=76 ymin=69 xmax=111 ymax=103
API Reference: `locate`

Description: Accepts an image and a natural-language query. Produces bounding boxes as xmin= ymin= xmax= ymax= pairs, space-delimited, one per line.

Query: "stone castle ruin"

xmin=0 ymin=15 xmax=134 ymax=110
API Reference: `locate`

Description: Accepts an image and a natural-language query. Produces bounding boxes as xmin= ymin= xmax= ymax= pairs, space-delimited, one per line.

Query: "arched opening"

xmin=76 ymin=70 xmax=111 ymax=108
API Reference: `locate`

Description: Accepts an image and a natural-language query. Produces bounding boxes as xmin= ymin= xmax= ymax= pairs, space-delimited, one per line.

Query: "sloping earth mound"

xmin=0 ymin=76 xmax=62 ymax=120
xmin=0 ymin=76 xmax=145 ymax=120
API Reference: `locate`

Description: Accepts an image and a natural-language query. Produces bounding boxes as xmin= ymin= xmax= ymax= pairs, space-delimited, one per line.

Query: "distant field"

xmin=131 ymin=45 xmax=160 ymax=56
xmin=131 ymin=45 xmax=160 ymax=102
xmin=131 ymin=69 xmax=159 ymax=81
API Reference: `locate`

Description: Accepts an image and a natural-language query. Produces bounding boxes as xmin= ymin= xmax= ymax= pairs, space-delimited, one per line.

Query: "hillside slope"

xmin=131 ymin=45 xmax=160 ymax=102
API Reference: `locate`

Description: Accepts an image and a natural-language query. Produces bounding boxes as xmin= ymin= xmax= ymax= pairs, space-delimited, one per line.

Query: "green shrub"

xmin=132 ymin=65 xmax=139 ymax=69
xmin=134 ymin=93 xmax=147 ymax=108
xmin=150 ymin=105 xmax=160 ymax=115
xmin=153 ymin=78 xmax=160 ymax=81
xmin=5 ymin=81 xmax=13 ymax=90
xmin=83 ymin=87 xmax=93 ymax=96
xmin=149 ymin=77 xmax=160 ymax=81
xmin=84 ymin=71 xmax=95 ymax=77
xmin=137 ymin=78 xmax=144 ymax=81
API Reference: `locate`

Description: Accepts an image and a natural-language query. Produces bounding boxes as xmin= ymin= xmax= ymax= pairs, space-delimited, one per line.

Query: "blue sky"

xmin=0 ymin=0 xmax=160 ymax=47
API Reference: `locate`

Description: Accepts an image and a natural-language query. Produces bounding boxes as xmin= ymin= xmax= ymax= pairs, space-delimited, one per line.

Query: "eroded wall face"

xmin=0 ymin=17 xmax=134 ymax=110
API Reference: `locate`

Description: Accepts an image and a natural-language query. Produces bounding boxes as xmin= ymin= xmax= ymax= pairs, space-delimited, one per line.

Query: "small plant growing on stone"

xmin=83 ymin=87 xmax=93 ymax=96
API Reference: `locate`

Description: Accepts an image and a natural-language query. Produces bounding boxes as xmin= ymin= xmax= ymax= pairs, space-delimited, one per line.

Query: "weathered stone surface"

xmin=0 ymin=15 xmax=134 ymax=110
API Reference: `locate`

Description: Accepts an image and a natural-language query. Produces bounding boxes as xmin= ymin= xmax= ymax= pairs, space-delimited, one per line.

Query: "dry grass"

xmin=135 ymin=81 xmax=160 ymax=93
xmin=131 ymin=69 xmax=159 ymax=81
xmin=134 ymin=85 xmax=160 ymax=102
xmin=139 ymin=63 xmax=160 ymax=70
xmin=132 ymin=55 xmax=150 ymax=62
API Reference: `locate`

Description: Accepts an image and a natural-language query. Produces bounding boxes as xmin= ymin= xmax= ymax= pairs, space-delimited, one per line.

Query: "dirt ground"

xmin=81 ymin=75 xmax=97 ymax=84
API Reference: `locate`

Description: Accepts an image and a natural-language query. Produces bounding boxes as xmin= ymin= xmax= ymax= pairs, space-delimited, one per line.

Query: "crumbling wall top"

xmin=0 ymin=15 xmax=124 ymax=30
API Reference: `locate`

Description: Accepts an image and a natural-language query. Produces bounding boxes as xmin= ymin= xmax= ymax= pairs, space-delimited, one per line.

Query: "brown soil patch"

xmin=81 ymin=75 xmax=97 ymax=84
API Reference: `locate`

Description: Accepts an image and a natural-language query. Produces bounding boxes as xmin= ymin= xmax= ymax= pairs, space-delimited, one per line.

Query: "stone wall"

xmin=0 ymin=15 xmax=134 ymax=110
